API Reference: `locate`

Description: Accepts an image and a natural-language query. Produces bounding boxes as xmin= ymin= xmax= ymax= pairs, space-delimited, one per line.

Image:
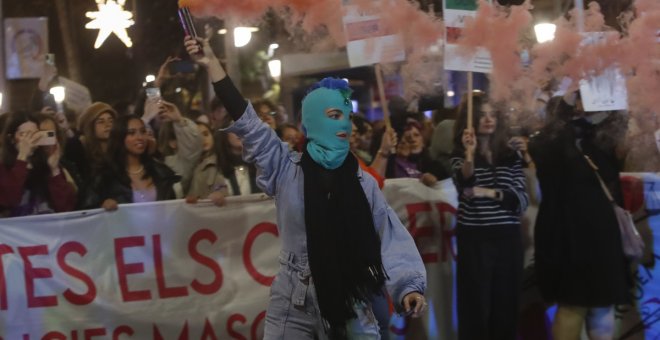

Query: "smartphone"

xmin=177 ymin=7 xmax=198 ymax=38
xmin=36 ymin=130 xmax=57 ymax=146
xmin=509 ymin=126 xmax=523 ymax=137
xmin=168 ymin=60 xmax=196 ymax=74
xmin=145 ymin=87 xmax=161 ymax=99
xmin=45 ymin=53 xmax=55 ymax=66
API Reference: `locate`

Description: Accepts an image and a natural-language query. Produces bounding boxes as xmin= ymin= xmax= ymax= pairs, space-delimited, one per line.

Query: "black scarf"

xmin=301 ymin=150 xmax=388 ymax=339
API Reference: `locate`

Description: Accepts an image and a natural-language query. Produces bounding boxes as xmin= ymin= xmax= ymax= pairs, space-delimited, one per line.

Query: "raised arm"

xmin=184 ymin=37 xmax=246 ymax=121
xmin=185 ymin=36 xmax=291 ymax=196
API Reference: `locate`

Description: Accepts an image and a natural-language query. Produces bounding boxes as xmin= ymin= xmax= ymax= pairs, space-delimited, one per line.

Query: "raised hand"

xmin=142 ymin=97 xmax=161 ymax=125
xmin=508 ymin=136 xmax=528 ymax=152
xmin=16 ymin=131 xmax=41 ymax=161
xmin=184 ymin=36 xmax=226 ymax=82
xmin=155 ymin=56 xmax=181 ymax=87
xmin=379 ymin=127 xmax=397 ymax=156
xmin=157 ymin=100 xmax=183 ymax=123
xmin=184 ymin=36 xmax=214 ymax=67
xmin=462 ymin=128 xmax=476 ymax=160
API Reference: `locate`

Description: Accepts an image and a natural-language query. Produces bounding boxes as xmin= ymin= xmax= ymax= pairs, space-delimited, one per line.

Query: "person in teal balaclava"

xmin=301 ymin=79 xmax=354 ymax=170
xmin=186 ymin=34 xmax=427 ymax=340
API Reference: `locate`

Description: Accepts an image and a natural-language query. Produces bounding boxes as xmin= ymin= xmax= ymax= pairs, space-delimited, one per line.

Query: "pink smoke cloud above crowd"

xmin=181 ymin=0 xmax=658 ymax=119
xmin=459 ymin=0 xmax=533 ymax=102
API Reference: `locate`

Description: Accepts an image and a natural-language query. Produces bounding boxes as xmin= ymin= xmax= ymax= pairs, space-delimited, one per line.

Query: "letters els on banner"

xmin=0 ymin=176 xmax=658 ymax=339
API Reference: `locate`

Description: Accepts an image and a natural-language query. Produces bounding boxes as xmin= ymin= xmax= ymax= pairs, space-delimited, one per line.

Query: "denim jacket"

xmin=224 ymin=103 xmax=426 ymax=309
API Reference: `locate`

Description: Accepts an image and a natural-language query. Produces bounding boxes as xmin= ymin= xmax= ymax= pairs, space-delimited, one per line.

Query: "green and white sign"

xmin=443 ymin=0 xmax=492 ymax=73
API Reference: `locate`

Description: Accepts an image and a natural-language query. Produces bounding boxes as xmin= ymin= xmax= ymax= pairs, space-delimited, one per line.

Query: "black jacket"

xmin=82 ymin=160 xmax=179 ymax=209
xmin=529 ymin=102 xmax=631 ymax=306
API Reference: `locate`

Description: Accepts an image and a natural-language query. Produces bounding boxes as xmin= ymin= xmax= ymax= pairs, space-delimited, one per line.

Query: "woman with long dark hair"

xmin=450 ymin=93 xmax=529 ymax=339
xmin=0 ymin=111 xmax=76 ymax=217
xmin=530 ymin=93 xmax=631 ymax=339
xmin=187 ymin=121 xmax=228 ymax=206
xmin=83 ymin=115 xmax=179 ymax=210
xmin=214 ymin=117 xmax=261 ymax=196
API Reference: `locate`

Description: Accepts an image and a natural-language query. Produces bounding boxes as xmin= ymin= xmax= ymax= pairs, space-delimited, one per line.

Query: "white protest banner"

xmin=1 ymin=176 xmax=658 ymax=339
xmin=616 ymin=173 xmax=660 ymax=340
xmin=0 ymin=196 xmax=279 ymax=339
xmin=58 ymin=77 xmax=93 ymax=115
xmin=342 ymin=0 xmax=406 ymax=68
xmin=578 ymin=32 xmax=628 ymax=112
xmin=442 ymin=0 xmax=492 ymax=73
xmin=382 ymin=178 xmax=459 ymax=339
xmin=4 ymin=17 xmax=49 ymax=79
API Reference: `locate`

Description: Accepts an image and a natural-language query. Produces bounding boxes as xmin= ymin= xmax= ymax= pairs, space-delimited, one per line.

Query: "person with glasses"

xmin=254 ymin=99 xmax=279 ymax=129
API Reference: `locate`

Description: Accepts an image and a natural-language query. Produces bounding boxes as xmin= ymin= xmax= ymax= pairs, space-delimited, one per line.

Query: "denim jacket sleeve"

xmin=364 ymin=173 xmax=427 ymax=310
xmin=222 ymin=102 xmax=292 ymax=197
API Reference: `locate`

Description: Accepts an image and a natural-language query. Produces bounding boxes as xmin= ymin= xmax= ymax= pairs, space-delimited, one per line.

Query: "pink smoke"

xmin=458 ymin=0 xmax=533 ymax=102
xmin=620 ymin=0 xmax=660 ymax=114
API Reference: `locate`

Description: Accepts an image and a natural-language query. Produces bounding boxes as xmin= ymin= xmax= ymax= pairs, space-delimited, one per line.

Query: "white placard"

xmin=442 ymin=3 xmax=492 ymax=73
xmin=342 ymin=0 xmax=406 ymax=67
xmin=59 ymin=77 xmax=93 ymax=115
xmin=578 ymin=32 xmax=628 ymax=112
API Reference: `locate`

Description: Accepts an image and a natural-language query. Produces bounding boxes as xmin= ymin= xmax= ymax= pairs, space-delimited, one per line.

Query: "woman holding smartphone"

xmin=0 ymin=111 xmax=76 ymax=217
xmin=450 ymin=94 xmax=529 ymax=340
xmin=83 ymin=115 xmax=179 ymax=211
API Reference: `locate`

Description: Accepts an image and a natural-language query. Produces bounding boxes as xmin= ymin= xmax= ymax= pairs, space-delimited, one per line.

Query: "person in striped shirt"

xmin=450 ymin=93 xmax=529 ymax=340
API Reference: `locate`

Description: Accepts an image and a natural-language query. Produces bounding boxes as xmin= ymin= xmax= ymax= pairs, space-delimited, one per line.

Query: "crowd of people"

xmin=0 ymin=33 xmax=658 ymax=340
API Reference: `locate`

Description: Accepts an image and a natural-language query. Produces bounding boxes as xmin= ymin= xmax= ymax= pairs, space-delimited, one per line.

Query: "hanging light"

xmin=534 ymin=23 xmax=556 ymax=43
xmin=145 ymin=74 xmax=156 ymax=83
xmin=85 ymin=0 xmax=135 ymax=49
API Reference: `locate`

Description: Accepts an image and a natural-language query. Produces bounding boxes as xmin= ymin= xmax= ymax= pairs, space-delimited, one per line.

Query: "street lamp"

xmin=50 ymin=86 xmax=66 ymax=104
xmin=268 ymin=59 xmax=281 ymax=81
xmin=233 ymin=27 xmax=259 ymax=48
xmin=50 ymin=86 xmax=66 ymax=113
xmin=268 ymin=43 xmax=279 ymax=58
xmin=534 ymin=23 xmax=556 ymax=43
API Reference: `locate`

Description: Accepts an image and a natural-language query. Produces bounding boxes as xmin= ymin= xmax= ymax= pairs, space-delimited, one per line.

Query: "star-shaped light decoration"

xmin=85 ymin=0 xmax=134 ymax=49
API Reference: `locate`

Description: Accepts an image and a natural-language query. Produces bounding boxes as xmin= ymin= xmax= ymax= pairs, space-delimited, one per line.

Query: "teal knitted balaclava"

xmin=301 ymin=78 xmax=353 ymax=169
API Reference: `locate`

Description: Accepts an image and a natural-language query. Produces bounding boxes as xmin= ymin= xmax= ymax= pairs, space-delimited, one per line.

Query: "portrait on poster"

xmin=4 ymin=17 xmax=49 ymax=79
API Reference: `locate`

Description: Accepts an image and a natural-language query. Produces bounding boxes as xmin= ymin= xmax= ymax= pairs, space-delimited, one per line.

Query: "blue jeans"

xmin=263 ymin=251 xmax=381 ymax=339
